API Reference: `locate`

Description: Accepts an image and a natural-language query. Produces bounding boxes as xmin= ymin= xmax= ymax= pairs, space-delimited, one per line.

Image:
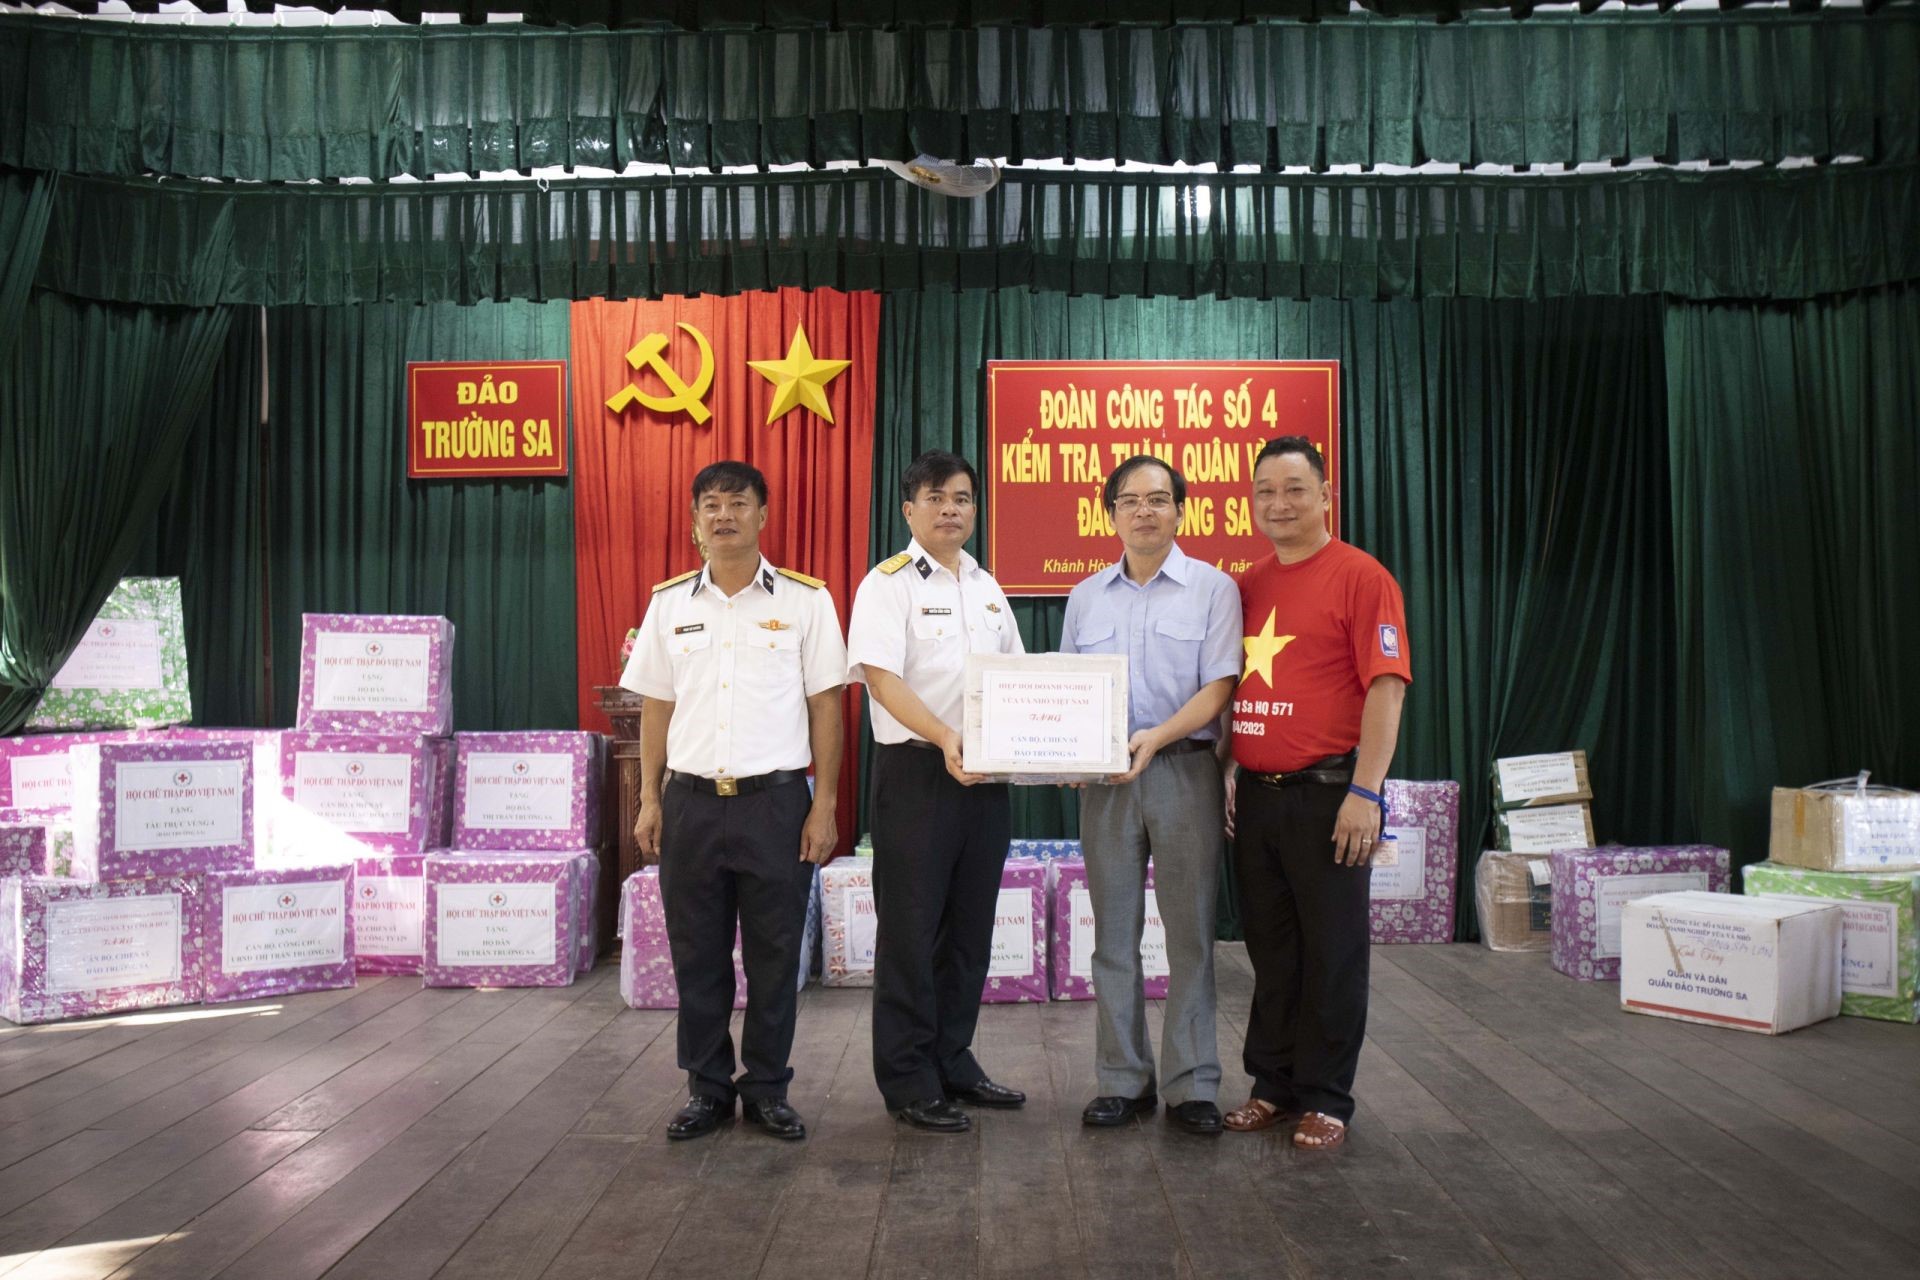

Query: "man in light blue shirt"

xmin=1060 ymin=456 xmax=1243 ymax=1134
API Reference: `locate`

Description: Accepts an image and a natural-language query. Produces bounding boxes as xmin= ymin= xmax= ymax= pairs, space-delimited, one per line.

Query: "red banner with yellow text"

xmin=986 ymin=361 xmax=1340 ymax=594
xmin=407 ymin=360 xmax=569 ymax=478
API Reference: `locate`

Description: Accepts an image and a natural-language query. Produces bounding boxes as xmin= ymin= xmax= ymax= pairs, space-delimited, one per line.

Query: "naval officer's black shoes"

xmin=1081 ymin=1093 xmax=1157 ymax=1127
xmin=666 ymin=1095 xmax=733 ymax=1141
xmin=946 ymin=1078 xmax=1026 ymax=1109
xmin=892 ymin=1097 xmax=972 ymax=1133
xmin=1168 ymin=1100 xmax=1224 ymax=1135
xmin=743 ymin=1098 xmax=807 ymax=1141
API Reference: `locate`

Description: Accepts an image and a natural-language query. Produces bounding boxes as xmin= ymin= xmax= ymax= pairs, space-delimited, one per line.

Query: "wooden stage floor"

xmin=2 ymin=943 xmax=1916 ymax=1279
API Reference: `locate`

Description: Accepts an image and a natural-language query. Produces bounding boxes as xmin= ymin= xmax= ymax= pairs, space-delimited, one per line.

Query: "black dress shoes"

xmin=666 ymin=1095 xmax=733 ymax=1141
xmin=1081 ymin=1093 xmax=1158 ymax=1127
xmin=743 ymin=1098 xmax=807 ymax=1141
xmin=892 ymin=1097 xmax=972 ymax=1133
xmin=946 ymin=1079 xmax=1026 ymax=1109
xmin=1168 ymin=1100 xmax=1223 ymax=1135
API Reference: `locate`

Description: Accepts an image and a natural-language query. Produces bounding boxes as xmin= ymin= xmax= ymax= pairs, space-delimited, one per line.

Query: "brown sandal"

xmin=1223 ymin=1098 xmax=1292 ymax=1133
xmin=1292 ymin=1111 xmax=1347 ymax=1150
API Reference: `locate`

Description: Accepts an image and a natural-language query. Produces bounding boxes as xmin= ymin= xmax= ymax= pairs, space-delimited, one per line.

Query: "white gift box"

xmin=1619 ymin=891 xmax=1843 ymax=1035
xmin=819 ymin=855 xmax=877 ymax=988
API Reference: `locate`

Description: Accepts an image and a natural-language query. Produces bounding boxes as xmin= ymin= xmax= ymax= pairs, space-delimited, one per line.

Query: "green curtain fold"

xmin=263 ymin=300 xmax=579 ymax=732
xmin=24 ymin=162 xmax=1920 ymax=308
xmin=1665 ymin=285 xmax=1920 ymax=869
xmin=870 ymin=290 xmax=1680 ymax=939
xmin=4 ymin=13 xmax=1914 ymax=179
xmin=0 ymin=169 xmax=54 ymax=363
xmin=0 ymin=294 xmax=235 ymax=734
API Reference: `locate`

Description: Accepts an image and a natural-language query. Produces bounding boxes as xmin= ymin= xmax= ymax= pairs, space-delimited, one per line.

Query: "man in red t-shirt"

xmin=1222 ymin=436 xmax=1410 ymax=1151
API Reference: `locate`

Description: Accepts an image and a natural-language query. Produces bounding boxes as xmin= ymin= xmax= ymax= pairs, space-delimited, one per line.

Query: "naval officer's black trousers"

xmin=659 ymin=776 xmax=814 ymax=1104
xmin=868 ymin=741 xmax=1011 ymax=1110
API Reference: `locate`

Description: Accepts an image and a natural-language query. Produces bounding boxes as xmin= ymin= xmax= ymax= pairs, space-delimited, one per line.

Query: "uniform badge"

xmin=919 ymin=607 xmax=953 ymax=616
xmin=986 ymin=602 xmax=1002 ymax=613
xmin=759 ymin=619 xmax=791 ymax=632
xmin=1379 ymin=624 xmax=1400 ymax=658
xmin=673 ymin=623 xmax=705 ymax=636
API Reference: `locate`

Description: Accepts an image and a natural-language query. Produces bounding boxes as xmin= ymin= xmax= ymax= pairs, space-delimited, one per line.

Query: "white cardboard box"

xmin=1619 ymin=891 xmax=1843 ymax=1035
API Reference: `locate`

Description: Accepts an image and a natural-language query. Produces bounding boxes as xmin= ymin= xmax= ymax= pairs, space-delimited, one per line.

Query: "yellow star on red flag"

xmin=1242 ymin=608 xmax=1296 ymax=687
xmin=748 ymin=323 xmax=852 ymax=425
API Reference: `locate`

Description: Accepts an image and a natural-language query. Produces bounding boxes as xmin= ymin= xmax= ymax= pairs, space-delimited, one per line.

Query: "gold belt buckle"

xmin=715 ymin=775 xmax=738 ymax=797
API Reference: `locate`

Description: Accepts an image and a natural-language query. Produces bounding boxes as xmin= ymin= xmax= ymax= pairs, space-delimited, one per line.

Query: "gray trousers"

xmin=1078 ymin=747 xmax=1224 ymax=1105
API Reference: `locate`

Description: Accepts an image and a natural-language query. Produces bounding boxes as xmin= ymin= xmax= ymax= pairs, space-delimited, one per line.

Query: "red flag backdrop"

xmin=571 ymin=288 xmax=878 ymax=854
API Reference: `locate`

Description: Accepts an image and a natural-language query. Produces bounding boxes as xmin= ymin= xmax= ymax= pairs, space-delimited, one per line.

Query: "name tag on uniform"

xmin=920 ymin=607 xmax=953 ymax=616
xmin=674 ymin=623 xmax=705 ymax=635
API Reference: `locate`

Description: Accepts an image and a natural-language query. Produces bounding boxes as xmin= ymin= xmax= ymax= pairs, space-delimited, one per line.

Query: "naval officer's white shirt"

xmin=845 ymin=538 xmax=1025 ymax=745
xmin=619 ymin=556 xmax=847 ymax=779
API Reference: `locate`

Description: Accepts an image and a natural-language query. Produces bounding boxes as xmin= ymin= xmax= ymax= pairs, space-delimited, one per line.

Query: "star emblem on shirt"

xmin=1242 ymin=608 xmax=1296 ymax=687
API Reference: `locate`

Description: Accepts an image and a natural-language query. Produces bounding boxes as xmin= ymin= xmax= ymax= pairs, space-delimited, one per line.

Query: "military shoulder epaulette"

xmin=651 ymin=568 xmax=700 ymax=593
xmin=776 ymin=567 xmax=826 ymax=589
xmin=877 ymin=552 xmax=913 ymax=575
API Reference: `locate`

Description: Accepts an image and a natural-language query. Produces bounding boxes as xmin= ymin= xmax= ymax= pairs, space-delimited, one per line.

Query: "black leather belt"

xmin=667 ymin=768 xmax=808 ymax=798
xmin=1245 ymin=749 xmax=1358 ymax=789
xmin=1158 ymin=737 xmax=1217 ymax=758
xmin=896 ymin=739 xmax=943 ymax=752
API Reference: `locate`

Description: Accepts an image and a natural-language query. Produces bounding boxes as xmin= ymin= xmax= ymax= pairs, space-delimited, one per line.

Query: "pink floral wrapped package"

xmin=296 ymin=614 xmax=455 ymax=737
xmin=2 ymin=875 xmax=203 ymax=1025
xmin=201 ymin=864 xmax=356 ymax=1003
xmin=274 ymin=733 xmax=437 ymax=863
xmin=1368 ymin=780 xmax=1462 ymax=944
xmin=618 ymin=867 xmax=745 ymax=1010
xmin=70 ymin=741 xmax=252 ymax=881
xmin=453 ymin=731 xmax=602 ymax=850
xmin=1550 ymin=845 xmax=1732 ymax=981
xmin=352 ymin=853 xmax=428 ymax=975
xmin=423 ymin=853 xmax=576 ymax=988
xmin=982 ymin=856 xmax=1048 ymax=1003
xmin=1047 ymin=858 xmax=1169 ymax=1002
xmin=0 ymin=731 xmax=154 ymax=813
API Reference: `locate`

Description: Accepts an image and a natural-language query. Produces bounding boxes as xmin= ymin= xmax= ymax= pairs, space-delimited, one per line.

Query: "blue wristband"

xmin=1348 ymin=783 xmax=1388 ymax=825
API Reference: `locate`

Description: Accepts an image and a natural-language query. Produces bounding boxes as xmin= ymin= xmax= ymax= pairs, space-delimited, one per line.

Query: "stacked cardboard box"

xmin=1369 ymin=780 xmax=1461 ymax=944
xmin=1619 ymin=892 xmax=1842 ymax=1034
xmin=1 ymin=875 xmax=204 ymax=1024
xmin=200 ymin=864 xmax=356 ymax=1003
xmin=617 ymin=867 xmax=747 ymax=1010
xmin=982 ymin=857 xmax=1049 ymax=1003
xmin=69 ymin=740 xmax=254 ymax=881
xmin=1768 ymin=782 xmax=1920 ymax=873
xmin=352 ymin=853 xmax=428 ymax=975
xmin=1743 ymin=861 xmax=1920 ymax=1023
xmin=296 ymin=614 xmax=456 ymax=738
xmin=1490 ymin=751 xmax=1596 ymax=855
xmin=423 ymin=853 xmax=577 ymax=989
xmin=1475 ymin=851 xmax=1555 ymax=952
xmin=28 ymin=578 xmax=192 ymax=730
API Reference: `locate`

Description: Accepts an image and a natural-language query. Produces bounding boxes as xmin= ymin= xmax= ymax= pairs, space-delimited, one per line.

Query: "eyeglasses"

xmin=1113 ymin=494 xmax=1176 ymax=514
xmin=914 ymin=492 xmax=975 ymax=509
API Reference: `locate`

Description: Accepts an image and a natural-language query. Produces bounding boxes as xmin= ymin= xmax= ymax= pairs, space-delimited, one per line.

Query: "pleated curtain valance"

xmin=2 ymin=12 xmax=1914 ymax=181
xmin=16 ymin=161 xmax=1917 ymax=307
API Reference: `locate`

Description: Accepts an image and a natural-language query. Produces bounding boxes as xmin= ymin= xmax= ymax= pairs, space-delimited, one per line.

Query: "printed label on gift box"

xmin=1068 ymin=886 xmax=1097 ymax=978
xmin=113 ymin=760 xmax=245 ymax=852
xmin=311 ymin=632 xmax=434 ymax=713
xmin=222 ymin=881 xmax=348 ymax=974
xmin=989 ymin=887 xmax=1034 ymax=977
xmin=1595 ymin=871 xmax=1711 ymax=958
xmin=1834 ymin=899 xmax=1901 ymax=999
xmin=1838 ymin=796 xmax=1920 ymax=869
xmin=292 ymin=752 xmax=415 ymax=833
xmin=354 ymin=875 xmax=424 ymax=955
xmin=1503 ymin=804 xmax=1592 ymax=853
xmin=11 ymin=755 xmax=73 ymax=811
xmin=44 ymin=893 xmax=183 ymax=993
xmin=461 ymin=753 xmax=575 ymax=830
xmin=1369 ymin=827 xmax=1428 ymax=902
xmin=1496 ymin=753 xmax=1580 ymax=802
xmin=842 ymin=886 xmax=878 ymax=970
xmin=436 ymin=883 xmax=556 ymax=966
xmin=49 ymin=619 xmax=166 ymax=691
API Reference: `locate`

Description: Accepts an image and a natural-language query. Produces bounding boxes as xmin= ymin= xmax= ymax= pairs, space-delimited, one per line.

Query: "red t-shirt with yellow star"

xmin=1231 ymin=537 xmax=1412 ymax=774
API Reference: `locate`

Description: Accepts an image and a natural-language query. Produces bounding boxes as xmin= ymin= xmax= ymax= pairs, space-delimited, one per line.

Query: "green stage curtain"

xmin=4 ymin=13 xmax=1914 ymax=179
xmin=871 ymin=290 xmax=1679 ymax=939
xmin=134 ymin=310 xmax=270 ymax=729
xmin=0 ymin=294 xmax=234 ymax=733
xmin=1665 ymin=286 xmax=1920 ymax=869
xmin=0 ymin=169 xmax=53 ymax=362
xmin=263 ymin=300 xmax=578 ymax=732
xmin=25 ymin=162 xmax=1920 ymax=308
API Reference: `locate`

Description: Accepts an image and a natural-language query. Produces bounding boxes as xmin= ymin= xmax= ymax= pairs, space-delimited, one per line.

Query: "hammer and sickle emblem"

xmin=605 ymin=322 xmax=715 ymax=423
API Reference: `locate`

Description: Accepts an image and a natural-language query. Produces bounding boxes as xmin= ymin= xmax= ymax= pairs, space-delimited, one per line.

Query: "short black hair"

xmin=691 ymin=460 xmax=768 ymax=507
xmin=1253 ymin=436 xmax=1326 ymax=482
xmin=1102 ymin=455 xmax=1186 ymax=514
xmin=900 ymin=450 xmax=979 ymax=504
